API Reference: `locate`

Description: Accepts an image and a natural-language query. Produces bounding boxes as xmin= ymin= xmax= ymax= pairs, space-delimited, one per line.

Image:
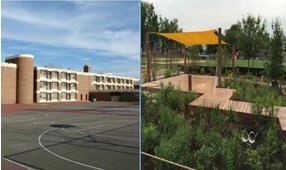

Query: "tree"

xmin=205 ymin=45 xmax=217 ymax=55
xmin=158 ymin=17 xmax=183 ymax=70
xmin=141 ymin=2 xmax=159 ymax=50
xmin=237 ymin=15 xmax=270 ymax=73
xmin=224 ymin=23 xmax=241 ymax=52
xmin=265 ymin=18 xmax=285 ymax=88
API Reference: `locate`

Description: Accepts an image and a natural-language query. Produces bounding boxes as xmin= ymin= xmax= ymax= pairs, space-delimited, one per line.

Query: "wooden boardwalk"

xmin=142 ymin=74 xmax=286 ymax=132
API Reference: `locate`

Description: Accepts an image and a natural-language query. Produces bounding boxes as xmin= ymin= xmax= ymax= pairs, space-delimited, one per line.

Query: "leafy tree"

xmin=264 ymin=18 xmax=285 ymax=88
xmin=141 ymin=1 xmax=159 ymax=50
xmin=158 ymin=17 xmax=183 ymax=70
xmin=236 ymin=15 xmax=269 ymax=73
xmin=189 ymin=46 xmax=201 ymax=65
xmin=240 ymin=15 xmax=269 ymax=71
xmin=205 ymin=45 xmax=217 ymax=55
xmin=224 ymin=24 xmax=241 ymax=51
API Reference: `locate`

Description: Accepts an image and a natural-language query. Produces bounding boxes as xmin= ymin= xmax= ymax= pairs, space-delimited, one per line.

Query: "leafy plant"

xmin=164 ymin=69 xmax=172 ymax=78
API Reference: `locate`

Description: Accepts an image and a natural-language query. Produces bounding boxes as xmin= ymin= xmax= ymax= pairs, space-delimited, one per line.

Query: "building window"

xmin=61 ymin=82 xmax=67 ymax=90
xmin=51 ymin=72 xmax=58 ymax=79
xmin=71 ymin=93 xmax=76 ymax=100
xmin=95 ymin=84 xmax=100 ymax=90
xmin=40 ymin=70 xmax=47 ymax=78
xmin=61 ymin=92 xmax=66 ymax=99
xmin=52 ymin=82 xmax=59 ymax=90
xmin=107 ymin=77 xmax=111 ymax=83
xmin=40 ymin=81 xmax=47 ymax=89
xmin=66 ymin=83 xmax=71 ymax=90
xmin=71 ymin=73 xmax=77 ymax=80
xmin=67 ymin=73 xmax=71 ymax=80
xmin=40 ymin=92 xmax=47 ymax=100
xmin=95 ymin=76 xmax=99 ymax=82
xmin=61 ymin=72 xmax=67 ymax=80
xmin=52 ymin=92 xmax=58 ymax=100
xmin=47 ymin=93 xmax=51 ymax=101
xmin=66 ymin=93 xmax=71 ymax=100
xmin=47 ymin=72 xmax=52 ymax=79
xmin=81 ymin=94 xmax=83 ymax=100
xmin=101 ymin=76 xmax=105 ymax=83
xmin=71 ymin=83 xmax=76 ymax=90
xmin=94 ymin=76 xmax=99 ymax=82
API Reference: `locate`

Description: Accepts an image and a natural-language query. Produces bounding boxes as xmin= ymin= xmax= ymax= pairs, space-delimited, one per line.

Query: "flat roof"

xmin=6 ymin=54 xmax=34 ymax=60
xmin=1 ymin=62 xmax=17 ymax=68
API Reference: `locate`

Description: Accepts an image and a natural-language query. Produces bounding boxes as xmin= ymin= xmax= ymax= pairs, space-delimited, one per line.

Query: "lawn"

xmin=141 ymin=56 xmax=286 ymax=69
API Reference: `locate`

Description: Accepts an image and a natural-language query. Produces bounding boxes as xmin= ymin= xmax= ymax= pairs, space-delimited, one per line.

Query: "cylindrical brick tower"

xmin=6 ymin=54 xmax=34 ymax=104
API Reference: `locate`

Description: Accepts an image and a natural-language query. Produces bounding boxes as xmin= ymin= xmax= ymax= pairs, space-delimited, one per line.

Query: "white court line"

xmin=38 ymin=128 xmax=104 ymax=170
xmin=3 ymin=113 xmax=49 ymax=123
xmin=61 ymin=128 xmax=138 ymax=142
xmin=69 ymin=119 xmax=136 ymax=127
xmin=3 ymin=157 xmax=35 ymax=170
xmin=89 ymin=134 xmax=138 ymax=142
xmin=33 ymin=121 xmax=55 ymax=125
xmin=72 ymin=124 xmax=106 ymax=132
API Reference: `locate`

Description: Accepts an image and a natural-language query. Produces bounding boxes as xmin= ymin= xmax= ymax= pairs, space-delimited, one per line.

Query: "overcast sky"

xmin=2 ymin=1 xmax=140 ymax=78
xmin=145 ymin=0 xmax=286 ymax=34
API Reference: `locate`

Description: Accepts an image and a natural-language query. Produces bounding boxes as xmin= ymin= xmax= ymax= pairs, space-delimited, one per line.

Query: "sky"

xmin=2 ymin=1 xmax=140 ymax=79
xmin=145 ymin=0 xmax=286 ymax=34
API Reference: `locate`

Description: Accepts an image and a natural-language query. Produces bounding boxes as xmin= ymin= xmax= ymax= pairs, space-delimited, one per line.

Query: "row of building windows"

xmin=93 ymin=76 xmax=132 ymax=85
xmin=40 ymin=70 xmax=77 ymax=81
xmin=40 ymin=81 xmax=77 ymax=90
xmin=94 ymin=84 xmax=132 ymax=90
xmin=40 ymin=92 xmax=77 ymax=101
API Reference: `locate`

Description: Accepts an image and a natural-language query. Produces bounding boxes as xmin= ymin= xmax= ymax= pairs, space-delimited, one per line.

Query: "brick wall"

xmin=77 ymin=74 xmax=92 ymax=101
xmin=1 ymin=65 xmax=17 ymax=104
xmin=6 ymin=57 xmax=34 ymax=104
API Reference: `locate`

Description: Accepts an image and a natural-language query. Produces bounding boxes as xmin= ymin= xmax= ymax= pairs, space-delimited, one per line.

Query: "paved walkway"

xmin=142 ymin=74 xmax=286 ymax=132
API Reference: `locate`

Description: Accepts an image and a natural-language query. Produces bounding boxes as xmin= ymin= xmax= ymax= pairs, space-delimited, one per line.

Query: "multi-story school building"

xmin=1 ymin=54 xmax=138 ymax=104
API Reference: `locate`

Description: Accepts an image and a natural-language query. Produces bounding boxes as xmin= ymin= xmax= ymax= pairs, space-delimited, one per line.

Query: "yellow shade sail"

xmin=153 ymin=30 xmax=228 ymax=46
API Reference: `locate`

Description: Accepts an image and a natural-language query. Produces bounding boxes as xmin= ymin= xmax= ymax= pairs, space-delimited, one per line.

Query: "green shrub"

xmin=228 ymin=78 xmax=286 ymax=107
xmin=200 ymin=68 xmax=205 ymax=75
xmin=243 ymin=149 xmax=263 ymax=170
xmin=155 ymin=125 xmax=191 ymax=170
xmin=164 ymin=69 xmax=172 ymax=78
xmin=142 ymin=84 xmax=286 ymax=170
xmin=142 ymin=124 xmax=159 ymax=153
xmin=157 ymin=106 xmax=185 ymax=138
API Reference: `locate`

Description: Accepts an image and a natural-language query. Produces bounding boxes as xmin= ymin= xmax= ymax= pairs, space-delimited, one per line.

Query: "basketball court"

xmin=2 ymin=102 xmax=139 ymax=170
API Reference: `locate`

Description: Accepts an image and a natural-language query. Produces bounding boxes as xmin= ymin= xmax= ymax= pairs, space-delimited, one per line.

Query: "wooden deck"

xmin=142 ymin=74 xmax=286 ymax=132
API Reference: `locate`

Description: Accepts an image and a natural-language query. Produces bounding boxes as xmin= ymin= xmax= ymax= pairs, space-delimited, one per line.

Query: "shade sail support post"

xmin=232 ymin=45 xmax=236 ymax=74
xmin=145 ymin=32 xmax=152 ymax=82
xmin=217 ymin=28 xmax=223 ymax=88
xmin=184 ymin=45 xmax=187 ymax=74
